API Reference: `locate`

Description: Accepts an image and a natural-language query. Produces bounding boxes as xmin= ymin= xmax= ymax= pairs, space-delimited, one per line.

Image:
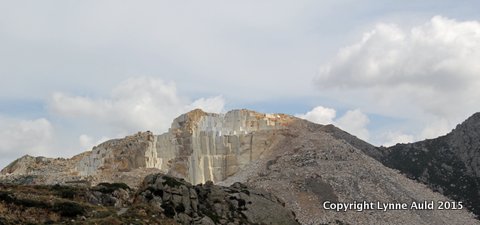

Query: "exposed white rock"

xmin=4 ymin=109 xmax=292 ymax=185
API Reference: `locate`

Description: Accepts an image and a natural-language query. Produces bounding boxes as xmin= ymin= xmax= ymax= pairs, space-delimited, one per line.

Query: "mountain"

xmin=1 ymin=109 xmax=479 ymax=224
xmin=219 ymin=116 xmax=478 ymax=224
xmin=378 ymin=113 xmax=480 ymax=218
xmin=1 ymin=109 xmax=293 ymax=187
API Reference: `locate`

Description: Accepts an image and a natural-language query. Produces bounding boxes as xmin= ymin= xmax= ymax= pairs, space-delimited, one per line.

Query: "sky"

xmin=1 ymin=0 xmax=480 ymax=168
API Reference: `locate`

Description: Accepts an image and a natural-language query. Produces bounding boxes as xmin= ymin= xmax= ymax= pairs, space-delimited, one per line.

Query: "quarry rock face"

xmin=1 ymin=109 xmax=292 ymax=187
xmin=76 ymin=109 xmax=292 ymax=185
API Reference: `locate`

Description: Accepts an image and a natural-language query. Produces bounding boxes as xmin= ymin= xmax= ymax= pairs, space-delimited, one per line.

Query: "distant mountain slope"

xmin=379 ymin=113 xmax=480 ymax=218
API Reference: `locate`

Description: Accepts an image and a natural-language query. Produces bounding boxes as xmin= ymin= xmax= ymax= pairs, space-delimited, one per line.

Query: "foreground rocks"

xmin=0 ymin=173 xmax=297 ymax=225
xmin=0 ymin=181 xmax=175 ymax=225
xmin=135 ymin=173 xmax=298 ymax=225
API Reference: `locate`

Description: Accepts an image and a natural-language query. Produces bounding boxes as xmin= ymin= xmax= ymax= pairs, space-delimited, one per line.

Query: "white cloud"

xmin=49 ymin=77 xmax=226 ymax=135
xmin=316 ymin=16 xmax=480 ymax=141
xmin=295 ymin=106 xmax=336 ymax=125
xmin=0 ymin=117 xmax=54 ymax=157
xmin=79 ymin=134 xmax=93 ymax=150
xmin=381 ymin=132 xmax=415 ymax=147
xmin=190 ymin=96 xmax=226 ymax=114
xmin=335 ymin=109 xmax=370 ymax=141
xmin=420 ymin=117 xmax=451 ymax=140
xmin=79 ymin=134 xmax=112 ymax=151
xmin=299 ymin=106 xmax=370 ymax=141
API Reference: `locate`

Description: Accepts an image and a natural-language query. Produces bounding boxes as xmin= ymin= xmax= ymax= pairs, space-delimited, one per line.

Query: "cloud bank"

xmin=296 ymin=107 xmax=370 ymax=141
xmin=49 ymin=77 xmax=225 ymax=149
xmin=316 ymin=16 xmax=480 ymax=141
xmin=0 ymin=117 xmax=54 ymax=166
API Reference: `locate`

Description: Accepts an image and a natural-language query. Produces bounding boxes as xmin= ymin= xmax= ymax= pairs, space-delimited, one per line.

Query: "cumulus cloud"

xmin=381 ymin=132 xmax=415 ymax=147
xmin=295 ymin=106 xmax=336 ymax=125
xmin=420 ymin=117 xmax=451 ymax=140
xmin=335 ymin=109 xmax=370 ymax=141
xmin=49 ymin=77 xmax=226 ymax=135
xmin=190 ymin=96 xmax=226 ymax=114
xmin=0 ymin=117 xmax=54 ymax=157
xmin=298 ymin=106 xmax=370 ymax=141
xmin=316 ymin=16 xmax=480 ymax=140
xmin=79 ymin=134 xmax=112 ymax=151
xmin=78 ymin=134 xmax=93 ymax=150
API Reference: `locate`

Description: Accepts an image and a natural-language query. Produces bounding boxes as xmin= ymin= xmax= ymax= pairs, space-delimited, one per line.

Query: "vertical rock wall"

xmin=73 ymin=109 xmax=293 ymax=184
xmin=156 ymin=109 xmax=292 ymax=184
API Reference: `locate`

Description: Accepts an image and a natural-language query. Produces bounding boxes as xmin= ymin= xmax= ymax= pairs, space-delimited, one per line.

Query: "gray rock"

xmin=135 ymin=173 xmax=299 ymax=225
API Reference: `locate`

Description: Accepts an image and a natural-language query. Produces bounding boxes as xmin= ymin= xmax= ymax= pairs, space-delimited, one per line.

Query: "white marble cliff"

xmin=1 ymin=109 xmax=293 ymax=185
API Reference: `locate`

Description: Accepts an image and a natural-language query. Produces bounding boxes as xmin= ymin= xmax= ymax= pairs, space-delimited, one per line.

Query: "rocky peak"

xmin=380 ymin=112 xmax=480 ymax=218
xmin=450 ymin=112 xmax=480 ymax=139
xmin=1 ymin=155 xmax=33 ymax=175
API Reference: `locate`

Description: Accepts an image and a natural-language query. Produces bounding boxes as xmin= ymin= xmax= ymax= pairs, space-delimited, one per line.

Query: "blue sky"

xmin=1 ymin=0 xmax=480 ymax=168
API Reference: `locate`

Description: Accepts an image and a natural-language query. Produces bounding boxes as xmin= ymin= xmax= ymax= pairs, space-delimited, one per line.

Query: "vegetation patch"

xmin=52 ymin=184 xmax=77 ymax=199
xmin=53 ymin=202 xmax=86 ymax=217
xmin=94 ymin=183 xmax=131 ymax=194
xmin=0 ymin=191 xmax=49 ymax=209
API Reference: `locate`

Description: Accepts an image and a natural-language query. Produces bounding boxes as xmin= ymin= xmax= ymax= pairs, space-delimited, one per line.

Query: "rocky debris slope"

xmin=220 ymin=119 xmax=480 ymax=225
xmin=0 ymin=173 xmax=296 ymax=225
xmin=379 ymin=113 xmax=480 ymax=218
xmin=1 ymin=109 xmax=292 ymax=187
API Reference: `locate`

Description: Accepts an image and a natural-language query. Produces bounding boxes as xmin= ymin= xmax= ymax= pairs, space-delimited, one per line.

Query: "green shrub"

xmin=53 ymin=202 xmax=86 ymax=217
xmin=52 ymin=185 xmax=77 ymax=199
xmin=94 ymin=183 xmax=130 ymax=194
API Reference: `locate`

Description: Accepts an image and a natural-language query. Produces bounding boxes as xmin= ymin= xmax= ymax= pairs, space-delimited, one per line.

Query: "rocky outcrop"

xmin=75 ymin=109 xmax=293 ymax=185
xmin=1 ymin=173 xmax=295 ymax=224
xmin=150 ymin=109 xmax=292 ymax=184
xmin=0 ymin=181 xmax=154 ymax=224
xmin=378 ymin=113 xmax=480 ymax=218
xmin=135 ymin=173 xmax=299 ymax=225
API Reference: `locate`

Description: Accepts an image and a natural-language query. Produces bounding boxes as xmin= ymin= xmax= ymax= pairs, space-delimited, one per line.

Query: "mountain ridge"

xmin=378 ymin=112 xmax=480 ymax=218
